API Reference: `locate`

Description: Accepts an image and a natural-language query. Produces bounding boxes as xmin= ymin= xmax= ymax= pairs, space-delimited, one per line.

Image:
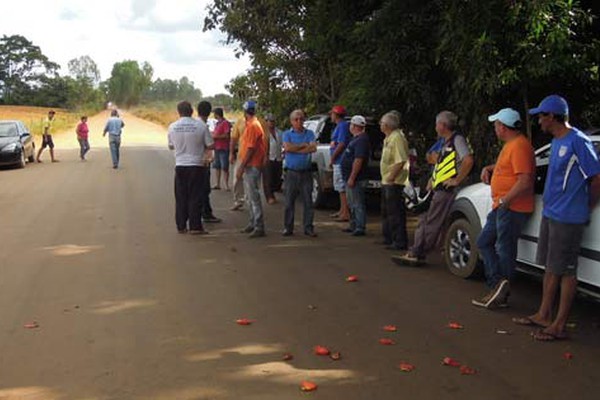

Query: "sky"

xmin=0 ymin=0 xmax=251 ymax=96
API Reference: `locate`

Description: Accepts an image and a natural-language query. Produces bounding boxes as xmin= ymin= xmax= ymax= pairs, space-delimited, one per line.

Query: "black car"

xmin=0 ymin=120 xmax=35 ymax=168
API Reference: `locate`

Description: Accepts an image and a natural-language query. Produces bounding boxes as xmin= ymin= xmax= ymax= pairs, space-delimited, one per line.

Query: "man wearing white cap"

xmin=471 ymin=108 xmax=535 ymax=309
xmin=513 ymin=95 xmax=600 ymax=341
xmin=340 ymin=115 xmax=371 ymax=236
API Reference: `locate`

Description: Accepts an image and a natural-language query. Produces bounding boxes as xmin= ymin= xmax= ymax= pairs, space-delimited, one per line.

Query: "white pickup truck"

xmin=303 ymin=114 xmax=384 ymax=208
xmin=443 ymin=130 xmax=600 ymax=297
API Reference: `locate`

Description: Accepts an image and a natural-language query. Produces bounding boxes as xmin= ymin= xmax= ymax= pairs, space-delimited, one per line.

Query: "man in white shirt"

xmin=168 ymin=101 xmax=214 ymax=235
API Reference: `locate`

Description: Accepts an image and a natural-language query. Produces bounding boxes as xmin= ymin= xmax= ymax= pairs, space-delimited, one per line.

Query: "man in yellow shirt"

xmin=379 ymin=111 xmax=410 ymax=250
xmin=36 ymin=110 xmax=58 ymax=163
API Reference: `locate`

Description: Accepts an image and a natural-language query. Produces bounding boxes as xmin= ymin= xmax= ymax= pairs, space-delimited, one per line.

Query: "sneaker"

xmin=248 ymin=229 xmax=266 ymax=238
xmin=230 ymin=203 xmax=244 ymax=211
xmin=350 ymin=230 xmax=365 ymax=237
xmin=240 ymin=225 xmax=254 ymax=234
xmin=282 ymin=229 xmax=293 ymax=236
xmin=471 ymin=290 xmax=494 ymax=308
xmin=304 ymin=230 xmax=318 ymax=237
xmin=189 ymin=229 xmax=209 ymax=235
xmin=391 ymin=252 xmax=425 ymax=266
xmin=472 ymin=280 xmax=509 ymax=308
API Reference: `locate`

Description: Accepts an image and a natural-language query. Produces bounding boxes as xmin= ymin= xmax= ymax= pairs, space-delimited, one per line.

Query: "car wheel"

xmin=312 ymin=171 xmax=328 ymax=209
xmin=18 ymin=150 xmax=26 ymax=168
xmin=444 ymin=218 xmax=481 ymax=278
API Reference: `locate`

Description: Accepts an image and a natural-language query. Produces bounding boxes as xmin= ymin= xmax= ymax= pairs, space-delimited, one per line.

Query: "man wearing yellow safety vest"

xmin=393 ymin=111 xmax=474 ymax=265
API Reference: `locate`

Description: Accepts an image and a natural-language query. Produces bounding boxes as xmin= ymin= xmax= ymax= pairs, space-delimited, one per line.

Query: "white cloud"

xmin=0 ymin=0 xmax=249 ymax=96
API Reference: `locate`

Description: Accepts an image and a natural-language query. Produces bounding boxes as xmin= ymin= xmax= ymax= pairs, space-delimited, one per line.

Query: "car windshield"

xmin=0 ymin=123 xmax=18 ymax=137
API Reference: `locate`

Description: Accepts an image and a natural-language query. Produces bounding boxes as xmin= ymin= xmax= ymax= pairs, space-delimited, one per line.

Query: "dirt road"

xmin=1 ymin=111 xmax=599 ymax=399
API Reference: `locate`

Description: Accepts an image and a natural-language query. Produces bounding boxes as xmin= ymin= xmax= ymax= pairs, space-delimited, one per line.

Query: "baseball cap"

xmin=487 ymin=108 xmax=521 ymax=128
xmin=528 ymin=95 xmax=569 ymax=116
xmin=243 ymin=100 xmax=257 ymax=112
xmin=350 ymin=115 xmax=366 ymax=127
xmin=331 ymin=105 xmax=346 ymax=115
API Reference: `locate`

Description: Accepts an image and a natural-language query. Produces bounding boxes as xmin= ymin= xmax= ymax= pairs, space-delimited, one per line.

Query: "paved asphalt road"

xmin=0 ymin=111 xmax=599 ymax=400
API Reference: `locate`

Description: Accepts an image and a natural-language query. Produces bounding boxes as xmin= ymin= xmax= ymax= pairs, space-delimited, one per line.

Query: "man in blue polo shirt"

xmin=513 ymin=95 xmax=600 ymax=341
xmin=329 ymin=105 xmax=351 ymax=222
xmin=282 ymin=109 xmax=317 ymax=237
xmin=340 ymin=115 xmax=371 ymax=236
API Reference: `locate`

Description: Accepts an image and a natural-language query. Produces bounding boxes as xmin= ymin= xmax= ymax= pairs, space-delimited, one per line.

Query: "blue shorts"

xmin=212 ymin=149 xmax=230 ymax=171
xmin=333 ymin=164 xmax=346 ymax=192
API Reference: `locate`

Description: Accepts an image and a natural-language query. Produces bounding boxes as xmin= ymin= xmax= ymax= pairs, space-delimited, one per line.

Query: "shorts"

xmin=333 ymin=164 xmax=346 ymax=192
xmin=212 ymin=149 xmax=230 ymax=172
xmin=536 ymin=217 xmax=585 ymax=276
xmin=41 ymin=135 xmax=54 ymax=149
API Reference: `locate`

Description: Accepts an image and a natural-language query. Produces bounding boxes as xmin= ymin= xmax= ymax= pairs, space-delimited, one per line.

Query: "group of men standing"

xmin=168 ymin=95 xmax=600 ymax=342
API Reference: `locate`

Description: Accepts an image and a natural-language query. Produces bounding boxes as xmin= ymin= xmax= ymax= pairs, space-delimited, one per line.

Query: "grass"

xmin=0 ymin=105 xmax=81 ymax=136
xmin=130 ymin=102 xmax=243 ymax=127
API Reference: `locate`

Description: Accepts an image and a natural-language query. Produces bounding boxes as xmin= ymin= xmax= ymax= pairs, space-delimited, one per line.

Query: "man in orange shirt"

xmin=236 ymin=100 xmax=267 ymax=238
xmin=472 ymin=108 xmax=535 ymax=309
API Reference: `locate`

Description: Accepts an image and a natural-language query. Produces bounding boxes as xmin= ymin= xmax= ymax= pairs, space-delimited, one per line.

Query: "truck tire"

xmin=444 ymin=218 xmax=481 ymax=278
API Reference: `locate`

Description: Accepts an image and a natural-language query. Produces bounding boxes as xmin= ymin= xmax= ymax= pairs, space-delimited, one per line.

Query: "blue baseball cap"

xmin=243 ymin=100 xmax=257 ymax=112
xmin=488 ymin=108 xmax=521 ymax=128
xmin=528 ymin=95 xmax=569 ymax=116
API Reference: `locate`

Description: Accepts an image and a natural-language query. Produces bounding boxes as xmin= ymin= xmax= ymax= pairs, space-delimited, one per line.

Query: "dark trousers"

xmin=201 ymin=166 xmax=213 ymax=217
xmin=174 ymin=166 xmax=206 ymax=231
xmin=284 ymin=170 xmax=314 ymax=232
xmin=263 ymin=160 xmax=283 ymax=199
xmin=381 ymin=184 xmax=408 ymax=248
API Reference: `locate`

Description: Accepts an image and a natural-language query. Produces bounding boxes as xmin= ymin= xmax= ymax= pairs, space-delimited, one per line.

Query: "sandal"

xmin=512 ymin=316 xmax=549 ymax=328
xmin=531 ymin=329 xmax=569 ymax=341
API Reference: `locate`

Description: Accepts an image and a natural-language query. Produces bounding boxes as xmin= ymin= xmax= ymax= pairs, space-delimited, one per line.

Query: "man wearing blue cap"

xmin=513 ymin=95 xmax=600 ymax=341
xmin=471 ymin=108 xmax=535 ymax=309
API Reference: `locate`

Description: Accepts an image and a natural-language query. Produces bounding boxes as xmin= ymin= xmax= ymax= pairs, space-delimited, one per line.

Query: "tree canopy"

xmin=204 ymin=0 xmax=600 ymax=165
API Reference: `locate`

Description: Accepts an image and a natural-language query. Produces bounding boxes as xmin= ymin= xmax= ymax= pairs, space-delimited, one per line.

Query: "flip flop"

xmin=391 ymin=254 xmax=424 ymax=267
xmin=531 ymin=329 xmax=569 ymax=342
xmin=512 ymin=317 xmax=549 ymax=328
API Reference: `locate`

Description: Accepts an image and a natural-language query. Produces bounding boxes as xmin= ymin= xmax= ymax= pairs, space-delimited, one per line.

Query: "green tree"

xmin=0 ymin=34 xmax=59 ymax=104
xmin=108 ymin=60 xmax=153 ymax=108
xmin=67 ymin=55 xmax=101 ymax=87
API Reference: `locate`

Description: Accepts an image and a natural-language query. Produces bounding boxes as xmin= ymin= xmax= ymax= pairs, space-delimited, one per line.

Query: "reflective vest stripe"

xmin=432 ymin=150 xmax=458 ymax=188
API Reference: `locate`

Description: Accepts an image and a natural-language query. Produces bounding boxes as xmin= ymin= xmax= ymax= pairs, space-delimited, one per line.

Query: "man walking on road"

xmin=393 ymin=111 xmax=473 ymax=266
xmin=329 ymin=105 xmax=351 ymax=222
xmin=237 ymin=100 xmax=267 ymax=238
xmin=168 ymin=101 xmax=214 ymax=235
xmin=103 ymin=110 xmax=125 ymax=169
xmin=282 ymin=109 xmax=317 ymax=237
xmin=379 ymin=111 xmax=410 ymax=249
xmin=197 ymin=101 xmax=222 ymax=224
xmin=471 ymin=108 xmax=535 ymax=309
xmin=514 ymin=95 xmax=600 ymax=341
xmin=36 ymin=110 xmax=58 ymax=163
xmin=76 ymin=115 xmax=90 ymax=161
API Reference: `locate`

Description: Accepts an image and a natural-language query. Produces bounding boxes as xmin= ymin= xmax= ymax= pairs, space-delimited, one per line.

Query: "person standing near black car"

xmin=168 ymin=101 xmax=214 ymax=235
xmin=379 ymin=111 xmax=410 ymax=249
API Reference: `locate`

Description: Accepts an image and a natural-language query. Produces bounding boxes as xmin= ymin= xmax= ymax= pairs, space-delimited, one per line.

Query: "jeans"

xmin=243 ymin=167 xmax=265 ymax=231
xmin=381 ymin=184 xmax=407 ymax=248
xmin=476 ymin=207 xmax=530 ymax=288
xmin=108 ymin=134 xmax=121 ymax=167
xmin=346 ymin=180 xmax=367 ymax=233
xmin=78 ymin=138 xmax=90 ymax=159
xmin=174 ymin=166 xmax=206 ymax=231
xmin=283 ymin=170 xmax=314 ymax=233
